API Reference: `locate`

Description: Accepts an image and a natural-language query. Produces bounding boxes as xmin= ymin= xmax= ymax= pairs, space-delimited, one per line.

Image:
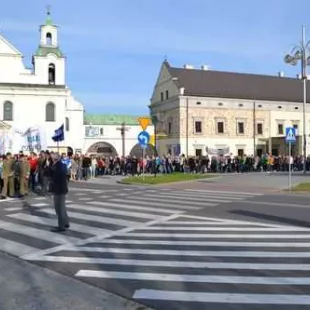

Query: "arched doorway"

xmin=130 ymin=143 xmax=155 ymax=158
xmin=87 ymin=141 xmax=118 ymax=157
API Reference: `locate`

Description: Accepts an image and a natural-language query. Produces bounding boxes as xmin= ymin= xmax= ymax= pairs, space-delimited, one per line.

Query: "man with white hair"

xmin=50 ymin=152 xmax=70 ymax=232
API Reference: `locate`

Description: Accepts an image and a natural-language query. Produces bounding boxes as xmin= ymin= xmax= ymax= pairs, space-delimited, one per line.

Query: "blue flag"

xmin=52 ymin=124 xmax=64 ymax=142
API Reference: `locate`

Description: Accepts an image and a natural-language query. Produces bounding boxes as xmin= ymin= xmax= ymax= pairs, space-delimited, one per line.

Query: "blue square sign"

xmin=285 ymin=127 xmax=296 ymax=143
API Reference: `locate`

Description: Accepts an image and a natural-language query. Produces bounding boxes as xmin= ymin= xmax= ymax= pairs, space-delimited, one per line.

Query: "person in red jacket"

xmin=28 ymin=153 xmax=38 ymax=191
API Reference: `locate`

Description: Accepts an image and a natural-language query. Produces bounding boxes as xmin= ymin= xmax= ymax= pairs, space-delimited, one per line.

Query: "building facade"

xmin=0 ymin=11 xmax=84 ymax=154
xmin=83 ymin=114 xmax=154 ymax=157
xmin=150 ymin=61 xmax=310 ymax=157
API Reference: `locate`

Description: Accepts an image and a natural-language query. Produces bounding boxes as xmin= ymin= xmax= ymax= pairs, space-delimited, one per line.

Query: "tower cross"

xmin=46 ymin=4 xmax=51 ymax=16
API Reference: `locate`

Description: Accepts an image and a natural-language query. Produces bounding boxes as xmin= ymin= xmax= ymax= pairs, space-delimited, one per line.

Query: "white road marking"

xmin=88 ymin=201 xmax=184 ymax=214
xmin=142 ymin=194 xmax=231 ymax=203
xmin=130 ymin=197 xmax=216 ymax=208
xmin=185 ymin=189 xmax=263 ymax=196
xmin=0 ymin=236 xmax=38 ymax=257
xmin=76 ymin=270 xmax=310 ymax=285
xmin=140 ymin=226 xmax=310 ymax=231
xmin=68 ymin=247 xmax=310 ymax=258
xmin=78 ymin=198 xmax=93 ymax=201
xmin=67 ymin=204 xmax=160 ymax=220
xmin=159 ymin=221 xmax=274 ymax=226
xmin=0 ymin=219 xmax=79 ymax=244
xmin=4 ymin=207 xmax=22 ymax=211
xmin=161 ymin=191 xmax=245 ymax=200
xmin=40 ymin=208 xmax=140 ymax=227
xmin=30 ymin=203 xmax=49 ymax=207
xmin=28 ymin=255 xmax=310 ymax=271
xmin=133 ymin=290 xmax=310 ymax=305
xmin=93 ymin=239 xmax=310 ymax=248
xmin=121 ymin=232 xmax=310 ymax=239
xmin=7 ymin=213 xmax=112 ymax=236
xmin=22 ymin=214 xmax=181 ymax=259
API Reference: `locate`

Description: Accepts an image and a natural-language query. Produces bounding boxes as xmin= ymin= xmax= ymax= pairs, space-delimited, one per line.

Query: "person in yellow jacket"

xmin=0 ymin=152 xmax=14 ymax=199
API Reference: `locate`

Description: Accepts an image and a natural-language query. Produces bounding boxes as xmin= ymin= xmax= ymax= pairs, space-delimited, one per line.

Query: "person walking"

xmin=50 ymin=153 xmax=70 ymax=232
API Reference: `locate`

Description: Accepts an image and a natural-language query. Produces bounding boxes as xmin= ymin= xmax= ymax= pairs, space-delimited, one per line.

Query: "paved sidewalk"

xmin=0 ymin=251 xmax=152 ymax=310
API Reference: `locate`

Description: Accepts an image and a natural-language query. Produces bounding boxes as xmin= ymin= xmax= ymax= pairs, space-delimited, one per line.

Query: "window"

xmin=293 ymin=124 xmax=298 ymax=130
xmin=196 ymin=101 xmax=201 ymax=105
xmin=160 ymin=92 xmax=164 ymax=101
xmin=46 ymin=32 xmax=52 ymax=45
xmin=238 ymin=149 xmax=244 ymax=157
xmin=3 ymin=101 xmax=13 ymax=121
xmin=237 ymin=121 xmax=244 ymax=134
xmin=165 ymin=90 xmax=169 ymax=100
xmin=48 ymin=63 xmax=55 ymax=84
xmin=257 ymin=123 xmax=263 ymax=135
xmin=217 ymin=121 xmax=224 ymax=133
xmin=65 ymin=117 xmax=69 ymax=131
xmin=238 ymin=103 xmax=243 ymax=107
xmin=100 ymin=127 xmax=104 ymax=135
xmin=195 ymin=121 xmax=202 ymax=133
xmin=46 ymin=102 xmax=55 ymax=122
xmin=195 ymin=149 xmax=202 ymax=156
xmin=168 ymin=122 xmax=172 ymax=134
xmin=218 ymin=102 xmax=223 ymax=106
xmin=278 ymin=123 xmax=284 ymax=135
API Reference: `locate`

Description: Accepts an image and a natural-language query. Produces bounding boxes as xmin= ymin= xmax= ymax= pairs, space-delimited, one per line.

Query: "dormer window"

xmin=46 ymin=32 xmax=52 ymax=45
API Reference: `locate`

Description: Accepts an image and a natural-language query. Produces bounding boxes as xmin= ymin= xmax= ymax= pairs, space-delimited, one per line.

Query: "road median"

xmin=119 ymin=173 xmax=217 ymax=185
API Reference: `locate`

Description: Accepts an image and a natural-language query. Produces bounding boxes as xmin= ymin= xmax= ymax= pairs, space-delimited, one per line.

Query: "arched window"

xmin=65 ymin=117 xmax=69 ymax=131
xmin=48 ymin=63 xmax=55 ymax=85
xmin=46 ymin=32 xmax=52 ymax=45
xmin=3 ymin=101 xmax=13 ymax=121
xmin=46 ymin=102 xmax=55 ymax=122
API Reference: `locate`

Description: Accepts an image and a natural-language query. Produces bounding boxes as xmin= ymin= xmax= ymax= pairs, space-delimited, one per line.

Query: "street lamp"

xmin=284 ymin=25 xmax=310 ymax=174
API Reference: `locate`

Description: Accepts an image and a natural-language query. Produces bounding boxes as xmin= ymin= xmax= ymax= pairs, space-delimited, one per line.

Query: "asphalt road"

xmin=1 ymin=180 xmax=310 ymax=310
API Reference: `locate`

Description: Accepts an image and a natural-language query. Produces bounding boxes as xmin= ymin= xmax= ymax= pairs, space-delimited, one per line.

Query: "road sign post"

xmin=137 ymin=130 xmax=150 ymax=179
xmin=288 ymin=141 xmax=292 ymax=192
xmin=285 ymin=127 xmax=296 ymax=192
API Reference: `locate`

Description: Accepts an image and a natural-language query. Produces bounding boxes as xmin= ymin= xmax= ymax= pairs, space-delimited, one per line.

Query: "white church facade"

xmin=0 ymin=10 xmax=84 ymax=154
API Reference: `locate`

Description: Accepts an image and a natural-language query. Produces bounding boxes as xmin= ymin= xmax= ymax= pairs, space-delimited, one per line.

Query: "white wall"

xmin=83 ymin=124 xmax=154 ymax=156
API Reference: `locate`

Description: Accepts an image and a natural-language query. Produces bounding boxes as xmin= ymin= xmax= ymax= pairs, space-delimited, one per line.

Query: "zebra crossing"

xmin=23 ymin=212 xmax=310 ymax=310
xmin=0 ymin=187 xmax=258 ymax=259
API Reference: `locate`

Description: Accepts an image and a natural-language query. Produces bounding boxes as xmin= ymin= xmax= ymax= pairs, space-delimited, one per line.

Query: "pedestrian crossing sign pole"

xmin=285 ymin=127 xmax=296 ymax=191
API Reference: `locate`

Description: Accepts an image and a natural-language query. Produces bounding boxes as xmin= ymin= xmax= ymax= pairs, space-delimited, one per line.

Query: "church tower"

xmin=33 ymin=7 xmax=66 ymax=85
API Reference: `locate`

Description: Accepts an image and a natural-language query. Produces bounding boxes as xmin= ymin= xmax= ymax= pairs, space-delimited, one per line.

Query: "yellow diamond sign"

xmin=149 ymin=134 xmax=155 ymax=146
xmin=138 ymin=117 xmax=151 ymax=131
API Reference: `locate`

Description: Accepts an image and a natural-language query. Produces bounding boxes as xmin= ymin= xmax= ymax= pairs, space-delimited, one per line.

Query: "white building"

xmin=0 ymin=10 xmax=84 ymax=154
xmin=150 ymin=61 xmax=310 ymax=157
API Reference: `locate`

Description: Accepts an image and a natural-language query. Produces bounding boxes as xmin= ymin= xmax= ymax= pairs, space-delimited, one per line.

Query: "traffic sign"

xmin=138 ymin=131 xmax=150 ymax=148
xmin=285 ymin=127 xmax=296 ymax=143
xmin=138 ymin=117 xmax=151 ymax=131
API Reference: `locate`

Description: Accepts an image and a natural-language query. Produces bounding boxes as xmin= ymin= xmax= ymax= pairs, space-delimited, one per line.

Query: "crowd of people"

xmin=1 ymin=151 xmax=309 ymax=199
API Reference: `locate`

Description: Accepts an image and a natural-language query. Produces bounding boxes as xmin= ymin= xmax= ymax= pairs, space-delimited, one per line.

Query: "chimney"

xmin=278 ymin=71 xmax=284 ymax=77
xmin=201 ymin=65 xmax=209 ymax=71
xmin=183 ymin=64 xmax=194 ymax=69
xmin=180 ymin=87 xmax=185 ymax=95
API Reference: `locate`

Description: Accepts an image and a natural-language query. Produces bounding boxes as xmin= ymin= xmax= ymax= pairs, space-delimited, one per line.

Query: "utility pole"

xmin=253 ymin=101 xmax=256 ymax=156
xmin=117 ymin=122 xmax=129 ymax=157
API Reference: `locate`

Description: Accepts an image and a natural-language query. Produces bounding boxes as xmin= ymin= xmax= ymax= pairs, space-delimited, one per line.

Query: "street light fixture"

xmin=284 ymin=25 xmax=310 ymax=174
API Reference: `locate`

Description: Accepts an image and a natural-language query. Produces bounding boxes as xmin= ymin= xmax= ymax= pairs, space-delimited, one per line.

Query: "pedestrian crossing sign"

xmin=285 ymin=127 xmax=296 ymax=143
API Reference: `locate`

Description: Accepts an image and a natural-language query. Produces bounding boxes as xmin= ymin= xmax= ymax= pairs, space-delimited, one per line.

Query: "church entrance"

xmin=87 ymin=142 xmax=118 ymax=157
xmin=130 ymin=143 xmax=156 ymax=158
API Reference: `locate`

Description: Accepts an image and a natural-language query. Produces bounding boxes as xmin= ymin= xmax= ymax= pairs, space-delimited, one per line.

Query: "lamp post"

xmin=284 ymin=25 xmax=310 ymax=174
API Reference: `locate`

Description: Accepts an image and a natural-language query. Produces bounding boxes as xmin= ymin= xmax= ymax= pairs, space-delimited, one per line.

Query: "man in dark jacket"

xmin=50 ymin=153 xmax=70 ymax=232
